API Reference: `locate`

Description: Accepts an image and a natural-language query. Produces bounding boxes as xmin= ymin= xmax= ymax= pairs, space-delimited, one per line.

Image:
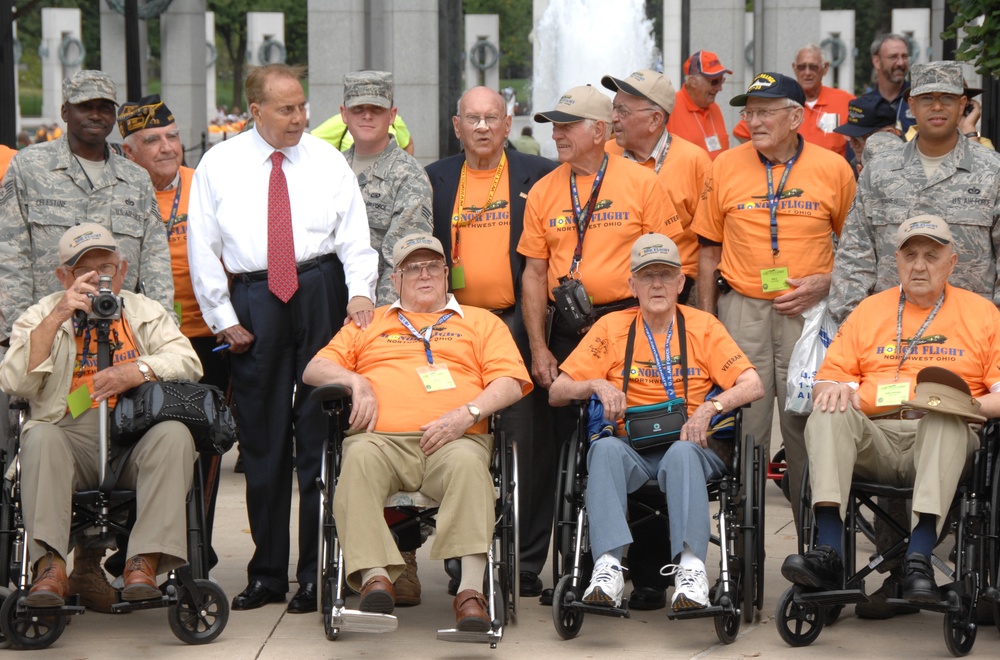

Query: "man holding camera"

xmin=0 ymin=224 xmax=201 ymax=608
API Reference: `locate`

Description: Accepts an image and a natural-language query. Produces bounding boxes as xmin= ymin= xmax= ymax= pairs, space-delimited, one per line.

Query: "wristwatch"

xmin=465 ymin=403 xmax=481 ymax=424
xmin=710 ymin=399 xmax=724 ymax=413
xmin=136 ymin=361 xmax=152 ymax=383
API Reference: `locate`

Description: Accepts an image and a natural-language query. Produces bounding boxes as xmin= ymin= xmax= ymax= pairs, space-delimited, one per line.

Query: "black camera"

xmin=88 ymin=275 xmax=122 ymax=320
xmin=552 ymin=276 xmax=594 ymax=333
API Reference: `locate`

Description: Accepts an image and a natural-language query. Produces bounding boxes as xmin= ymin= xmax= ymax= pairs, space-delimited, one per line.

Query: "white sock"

xmin=594 ymin=552 xmax=622 ymax=571
xmin=458 ymin=553 xmax=488 ymax=593
xmin=678 ymin=547 xmax=705 ymax=573
xmin=361 ymin=567 xmax=390 ymax=585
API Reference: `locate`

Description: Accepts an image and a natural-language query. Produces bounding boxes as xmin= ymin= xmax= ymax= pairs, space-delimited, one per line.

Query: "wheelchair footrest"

xmin=796 ymin=589 xmax=869 ymax=607
xmin=437 ymin=627 xmax=503 ymax=646
xmin=17 ymin=599 xmax=86 ymax=618
xmin=566 ymin=601 xmax=631 ymax=618
xmin=885 ymin=596 xmax=958 ymax=614
xmin=668 ymin=604 xmax=731 ymax=620
xmin=330 ymin=608 xmax=398 ymax=633
xmin=111 ymin=595 xmax=170 ymax=613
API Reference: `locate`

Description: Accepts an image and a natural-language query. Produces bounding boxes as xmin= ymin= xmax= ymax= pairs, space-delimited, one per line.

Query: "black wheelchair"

xmin=0 ymin=398 xmax=229 ymax=650
xmin=311 ymin=384 xmax=518 ymax=648
xmin=775 ymin=420 xmax=1000 ymax=656
xmin=549 ymin=404 xmax=766 ymax=644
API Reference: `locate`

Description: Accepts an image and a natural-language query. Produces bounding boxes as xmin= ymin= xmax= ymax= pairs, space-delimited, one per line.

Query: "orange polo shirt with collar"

xmin=667 ymin=86 xmax=730 ymax=161
xmin=733 ymin=85 xmax=853 ymax=158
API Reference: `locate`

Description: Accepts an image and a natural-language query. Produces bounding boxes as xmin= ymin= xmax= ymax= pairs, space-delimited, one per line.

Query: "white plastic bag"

xmin=785 ymin=298 xmax=837 ymax=415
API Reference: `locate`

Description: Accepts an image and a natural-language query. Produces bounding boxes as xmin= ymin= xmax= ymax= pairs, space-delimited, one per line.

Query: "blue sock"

xmin=815 ymin=507 xmax=843 ymax=557
xmin=907 ymin=513 xmax=937 ymax=557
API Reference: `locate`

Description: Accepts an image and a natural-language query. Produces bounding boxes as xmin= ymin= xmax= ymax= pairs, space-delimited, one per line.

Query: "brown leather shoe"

xmin=69 ymin=546 xmax=117 ymax=613
xmin=26 ymin=552 xmax=69 ymax=608
xmin=453 ymin=589 xmax=491 ymax=632
xmin=394 ymin=551 xmax=421 ymax=607
xmin=122 ymin=555 xmax=161 ymax=602
xmin=359 ymin=575 xmax=395 ymax=614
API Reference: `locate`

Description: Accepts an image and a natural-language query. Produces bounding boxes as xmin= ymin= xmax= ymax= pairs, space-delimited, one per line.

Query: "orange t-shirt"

xmin=70 ymin=317 xmax=141 ymax=410
xmin=0 ymin=145 xmax=15 ymax=180
xmin=606 ymin=134 xmax=711 ymax=279
xmin=666 ymin=87 xmax=730 ymax=160
xmin=314 ymin=303 xmax=532 ymax=433
xmin=157 ymin=166 xmax=211 ymax=338
xmin=818 ymin=285 xmax=1000 ymax=417
xmin=517 ymin=157 xmax=681 ymax=305
xmin=691 ymin=140 xmax=856 ymax=299
xmin=449 ymin=164 xmax=515 ymax=309
xmin=733 ymin=86 xmax=853 ymax=158
xmin=560 ymin=306 xmax=753 ymax=430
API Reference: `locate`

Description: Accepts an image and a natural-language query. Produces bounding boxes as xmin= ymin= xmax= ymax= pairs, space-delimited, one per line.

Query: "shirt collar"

xmin=622 ymin=129 xmax=670 ymax=165
xmin=251 ymin=124 xmax=300 ymax=165
xmin=385 ymin=293 xmax=465 ymax=318
xmin=157 ymin=170 xmax=181 ymax=191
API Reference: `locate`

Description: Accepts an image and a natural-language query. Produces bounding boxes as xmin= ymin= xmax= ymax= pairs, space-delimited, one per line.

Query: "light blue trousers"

xmin=586 ymin=437 xmax=725 ymax=563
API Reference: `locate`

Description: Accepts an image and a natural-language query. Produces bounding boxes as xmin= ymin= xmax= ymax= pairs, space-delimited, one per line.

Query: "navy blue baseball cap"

xmin=833 ymin=94 xmax=897 ymax=137
xmin=730 ymin=72 xmax=806 ymax=107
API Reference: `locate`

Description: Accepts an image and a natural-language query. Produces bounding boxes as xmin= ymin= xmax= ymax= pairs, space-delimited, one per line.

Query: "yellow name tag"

xmin=760 ymin=267 xmax=790 ymax=293
xmin=417 ymin=364 xmax=457 ymax=392
xmin=67 ymin=384 xmax=92 ymax=418
xmin=876 ymin=380 xmax=911 ymax=407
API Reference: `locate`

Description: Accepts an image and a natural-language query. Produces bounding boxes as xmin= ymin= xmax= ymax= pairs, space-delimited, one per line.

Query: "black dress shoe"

xmin=231 ymin=580 xmax=285 ymax=610
xmin=780 ymin=544 xmax=844 ymax=591
xmin=901 ymin=553 xmax=938 ymax=603
xmin=520 ymin=571 xmax=543 ymax=598
xmin=287 ymin=583 xmax=317 ymax=613
xmin=629 ymin=586 xmax=667 ymax=610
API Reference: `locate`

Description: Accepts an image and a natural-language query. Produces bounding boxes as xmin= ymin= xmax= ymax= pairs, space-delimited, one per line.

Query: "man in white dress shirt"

xmin=187 ymin=63 xmax=378 ymax=614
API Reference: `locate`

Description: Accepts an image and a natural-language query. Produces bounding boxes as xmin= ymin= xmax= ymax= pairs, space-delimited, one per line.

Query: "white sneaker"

xmin=582 ymin=562 xmax=624 ymax=607
xmin=663 ymin=564 xmax=710 ymax=611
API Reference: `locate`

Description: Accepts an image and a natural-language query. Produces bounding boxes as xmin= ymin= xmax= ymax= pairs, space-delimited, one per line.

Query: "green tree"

xmin=945 ymin=1 xmax=1000 ymax=76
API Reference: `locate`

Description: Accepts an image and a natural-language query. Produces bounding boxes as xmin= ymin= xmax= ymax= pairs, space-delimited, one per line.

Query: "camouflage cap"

xmin=896 ymin=214 xmax=953 ymax=250
xmin=534 ymin=85 xmax=613 ymax=124
xmin=630 ymin=233 xmax=681 ymax=272
xmin=58 ymin=223 xmax=119 ymax=267
xmin=117 ymin=94 xmax=175 ymax=138
xmin=344 ymin=70 xmax=393 ymax=109
xmin=906 ymin=61 xmax=965 ymax=98
xmin=393 ymin=233 xmax=445 ymax=267
xmin=63 ymin=70 xmax=117 ymax=106
xmin=601 ymin=69 xmax=676 ymax=115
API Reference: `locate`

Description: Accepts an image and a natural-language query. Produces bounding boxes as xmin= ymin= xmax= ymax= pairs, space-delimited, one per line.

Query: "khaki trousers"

xmin=805 ymin=407 xmax=978 ymax=536
xmin=334 ymin=431 xmax=494 ymax=590
xmin=19 ymin=409 xmax=195 ymax=573
xmin=718 ymin=290 xmax=807 ymax=519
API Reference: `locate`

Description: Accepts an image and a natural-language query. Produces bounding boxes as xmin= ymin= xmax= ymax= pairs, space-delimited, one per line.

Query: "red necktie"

xmin=267 ymin=151 xmax=298 ymax=302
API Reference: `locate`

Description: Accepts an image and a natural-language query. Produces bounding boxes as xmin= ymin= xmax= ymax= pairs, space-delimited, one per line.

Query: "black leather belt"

xmin=235 ymin=253 xmax=338 ymax=284
xmin=489 ymin=306 xmax=516 ymax=317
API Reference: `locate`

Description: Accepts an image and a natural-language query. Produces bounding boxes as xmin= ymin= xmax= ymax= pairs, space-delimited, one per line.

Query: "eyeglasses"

xmin=793 ymin=63 xmax=823 ymax=72
xmin=912 ymin=93 xmax=962 ymax=108
xmin=461 ymin=115 xmax=502 ymax=128
xmin=702 ymin=76 xmax=725 ymax=88
xmin=397 ymin=260 xmax=445 ymax=276
xmin=612 ymin=104 xmax=658 ymax=119
xmin=634 ymin=269 xmax=680 ymax=284
xmin=740 ymin=106 xmax=795 ymax=122
xmin=72 ymin=263 xmax=118 ymax=279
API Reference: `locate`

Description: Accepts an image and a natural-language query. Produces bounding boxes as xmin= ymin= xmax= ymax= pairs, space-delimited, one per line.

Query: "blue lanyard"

xmin=568 ymin=154 xmax=609 ymax=274
xmin=397 ymin=311 xmax=455 ymax=365
xmin=642 ymin=319 xmax=676 ymax=399
xmin=765 ymin=157 xmax=796 ymax=257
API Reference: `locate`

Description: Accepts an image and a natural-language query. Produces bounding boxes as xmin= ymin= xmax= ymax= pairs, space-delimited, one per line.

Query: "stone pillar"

xmin=662 ymin=0 xmax=683 ymax=89
xmin=760 ymin=0 xmax=820 ymax=74
xmin=160 ymin=0 xmax=207 ymax=163
xmin=99 ymin=0 xmax=149 ymax=105
xmin=247 ymin=12 xmax=285 ymax=67
xmin=307 ymin=0 xmax=366 ymax=132
xmin=892 ymin=8 xmax=931 ymax=66
xmin=206 ymin=11 xmax=217 ymax=125
xmin=689 ymin=0 xmax=745 ymax=146
xmin=40 ymin=7 xmax=84 ymax=124
xmin=12 ymin=20 xmax=20 ymax=134
xmin=464 ymin=14 xmax=500 ymax=91
xmin=820 ymin=10 xmax=854 ymax=93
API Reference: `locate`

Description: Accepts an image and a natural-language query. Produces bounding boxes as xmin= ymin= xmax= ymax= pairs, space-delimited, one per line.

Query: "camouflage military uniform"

xmin=829 ymin=134 xmax=1000 ymax=324
xmin=346 ymin=137 xmax=432 ymax=305
xmin=0 ymin=136 xmax=173 ymax=339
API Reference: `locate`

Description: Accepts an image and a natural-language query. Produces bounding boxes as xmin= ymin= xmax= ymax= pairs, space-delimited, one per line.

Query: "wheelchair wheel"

xmin=714 ymin=606 xmax=740 ymax=644
xmin=168 ymin=579 xmax=228 ymax=645
xmin=0 ymin=589 xmax=66 ymax=650
xmin=943 ymin=606 xmax=977 ymax=657
xmin=552 ymin=574 xmax=584 ymax=640
xmin=495 ymin=437 xmax=519 ymax=623
xmin=775 ymin=586 xmax=823 ymax=647
xmin=740 ymin=439 xmax=764 ymax=624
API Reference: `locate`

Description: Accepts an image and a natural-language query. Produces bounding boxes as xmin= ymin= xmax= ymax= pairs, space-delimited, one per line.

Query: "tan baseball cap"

xmin=393 ymin=234 xmax=445 ymax=267
xmin=534 ymin=85 xmax=613 ymax=124
xmin=903 ymin=367 xmax=986 ymax=422
xmin=63 ymin=70 xmax=117 ymax=106
xmin=601 ymin=69 xmax=676 ymax=115
xmin=630 ymin=233 xmax=681 ymax=272
xmin=58 ymin=223 xmax=118 ymax=266
xmin=896 ymin=215 xmax=953 ymax=250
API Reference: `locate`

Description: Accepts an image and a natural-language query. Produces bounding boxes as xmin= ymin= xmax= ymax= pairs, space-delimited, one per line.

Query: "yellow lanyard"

xmin=453 ymin=152 xmax=506 ymax=263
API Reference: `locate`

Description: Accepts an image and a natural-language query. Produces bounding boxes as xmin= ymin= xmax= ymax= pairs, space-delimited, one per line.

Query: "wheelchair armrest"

xmin=309 ymin=384 xmax=353 ymax=413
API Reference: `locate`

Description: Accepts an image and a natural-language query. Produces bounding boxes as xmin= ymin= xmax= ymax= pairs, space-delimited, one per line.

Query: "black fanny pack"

xmin=111 ymin=381 xmax=237 ymax=455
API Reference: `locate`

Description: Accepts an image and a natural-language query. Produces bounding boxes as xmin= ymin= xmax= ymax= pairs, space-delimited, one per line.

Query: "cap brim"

xmin=345 ymin=96 xmax=392 ymax=109
xmin=833 ymin=123 xmax=876 ymax=137
xmin=533 ymin=110 xmax=587 ymax=124
xmin=729 ymin=90 xmax=790 ymax=107
xmin=898 ymin=234 xmax=951 ymax=250
xmin=601 ymin=75 xmax=648 ymax=102
xmin=64 ymin=243 xmax=118 ymax=267
xmin=905 ymin=85 xmax=965 ymax=99
xmin=631 ymin=258 xmax=681 ymax=272
xmin=700 ymin=69 xmax=732 ymax=78
xmin=69 ymin=95 xmax=118 ymax=106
